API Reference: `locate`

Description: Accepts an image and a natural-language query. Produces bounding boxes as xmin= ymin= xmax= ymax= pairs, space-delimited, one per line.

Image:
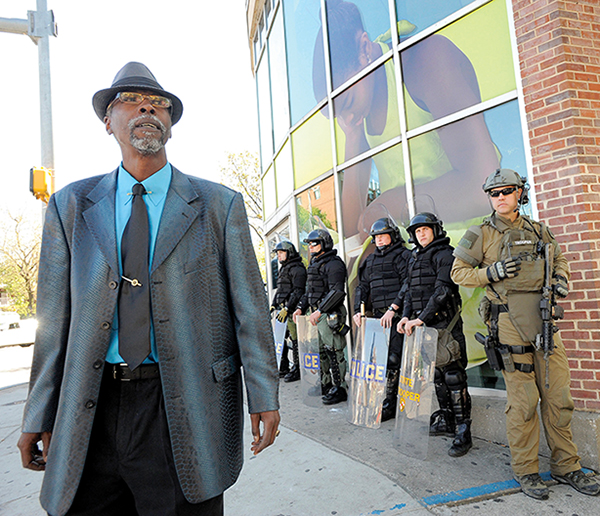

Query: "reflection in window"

xmin=332 ymin=59 xmax=400 ymax=165
xmin=267 ymin=222 xmax=291 ymax=290
xmin=401 ymin=0 xmax=516 ymax=130
xmin=396 ymin=0 xmax=476 ymax=41
xmin=291 ymin=110 xmax=333 ymax=189
xmin=296 ymin=175 xmax=338 ymax=264
xmin=283 ymin=0 xmax=325 ymax=125
xmin=269 ymin=10 xmax=291 ymax=148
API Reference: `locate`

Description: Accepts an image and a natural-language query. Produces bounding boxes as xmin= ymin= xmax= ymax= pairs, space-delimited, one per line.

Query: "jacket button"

xmin=101 ymin=321 xmax=111 ymax=330
xmin=85 ymin=400 xmax=96 ymax=409
xmin=93 ymin=360 xmax=103 ymax=369
xmin=109 ymin=280 xmax=118 ymax=289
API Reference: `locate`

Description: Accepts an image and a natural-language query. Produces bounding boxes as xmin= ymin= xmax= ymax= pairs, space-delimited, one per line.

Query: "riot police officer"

xmin=293 ymin=229 xmax=348 ymax=405
xmin=270 ymin=241 xmax=307 ymax=382
xmin=353 ymin=218 xmax=412 ymax=421
xmin=452 ymin=169 xmax=600 ymax=499
xmin=397 ymin=213 xmax=472 ymax=457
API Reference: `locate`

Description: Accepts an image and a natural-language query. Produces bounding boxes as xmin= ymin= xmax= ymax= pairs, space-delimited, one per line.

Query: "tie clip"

xmin=122 ymin=275 xmax=142 ymax=287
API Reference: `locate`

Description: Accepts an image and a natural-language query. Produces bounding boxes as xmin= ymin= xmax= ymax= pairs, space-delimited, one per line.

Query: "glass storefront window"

xmin=333 ymin=59 xmax=400 ymax=165
xmin=401 ymin=0 xmax=516 ymax=131
xmin=275 ymin=139 xmax=294 ymax=207
xmin=395 ymin=0 xmax=476 ymax=41
xmin=296 ymin=175 xmax=338 ymax=264
xmin=291 ymin=110 xmax=333 ymax=189
xmin=283 ymin=0 xmax=326 ymax=125
xmin=257 ymin=60 xmax=274 ymax=167
xmin=325 ymin=0 xmax=391 ymax=91
xmin=262 ymin=165 xmax=277 ymax=218
xmin=269 ymin=9 xmax=291 ymax=149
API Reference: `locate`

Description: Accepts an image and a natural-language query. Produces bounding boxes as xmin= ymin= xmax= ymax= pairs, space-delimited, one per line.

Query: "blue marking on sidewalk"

xmin=421 ymin=471 xmax=557 ymax=506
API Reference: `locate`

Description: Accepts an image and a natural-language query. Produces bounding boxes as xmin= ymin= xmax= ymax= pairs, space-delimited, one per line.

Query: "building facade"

xmin=246 ymin=0 xmax=600 ymax=423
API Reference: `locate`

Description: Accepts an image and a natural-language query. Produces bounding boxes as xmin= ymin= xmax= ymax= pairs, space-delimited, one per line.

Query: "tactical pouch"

xmin=327 ymin=312 xmax=350 ymax=336
xmin=478 ymin=296 xmax=491 ymax=324
xmin=436 ymin=329 xmax=461 ymax=369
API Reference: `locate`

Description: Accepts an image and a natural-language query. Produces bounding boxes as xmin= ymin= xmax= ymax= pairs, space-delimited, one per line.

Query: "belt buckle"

xmin=117 ymin=363 xmax=132 ymax=382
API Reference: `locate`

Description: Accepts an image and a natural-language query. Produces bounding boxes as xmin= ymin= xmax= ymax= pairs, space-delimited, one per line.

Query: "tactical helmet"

xmin=406 ymin=212 xmax=446 ymax=244
xmin=304 ymin=228 xmax=334 ymax=252
xmin=369 ymin=217 xmax=402 ymax=245
xmin=482 ymin=168 xmax=529 ymax=205
xmin=272 ymin=240 xmax=299 ymax=260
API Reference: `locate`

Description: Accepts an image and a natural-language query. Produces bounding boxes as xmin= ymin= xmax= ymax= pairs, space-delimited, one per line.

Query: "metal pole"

xmin=36 ymin=0 xmax=54 ymax=193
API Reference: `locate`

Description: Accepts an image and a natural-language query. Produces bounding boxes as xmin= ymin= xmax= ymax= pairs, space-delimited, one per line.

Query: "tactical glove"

xmin=486 ymin=257 xmax=521 ymax=283
xmin=552 ymin=275 xmax=569 ymax=298
xmin=276 ymin=307 xmax=289 ymax=323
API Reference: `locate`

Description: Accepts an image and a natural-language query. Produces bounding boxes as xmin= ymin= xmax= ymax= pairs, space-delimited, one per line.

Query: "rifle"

xmin=535 ymin=243 xmax=564 ymax=388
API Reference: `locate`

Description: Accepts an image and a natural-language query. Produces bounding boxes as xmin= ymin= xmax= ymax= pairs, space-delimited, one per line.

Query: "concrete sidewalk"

xmin=2 ymin=380 xmax=599 ymax=515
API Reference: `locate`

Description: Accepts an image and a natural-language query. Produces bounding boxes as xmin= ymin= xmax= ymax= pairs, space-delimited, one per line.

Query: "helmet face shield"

xmin=304 ymin=229 xmax=334 ymax=252
xmin=369 ymin=217 xmax=401 ymax=245
xmin=407 ymin=212 xmax=445 ymax=244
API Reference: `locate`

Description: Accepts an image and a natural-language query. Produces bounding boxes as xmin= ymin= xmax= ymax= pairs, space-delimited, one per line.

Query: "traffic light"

xmin=30 ymin=166 xmax=54 ymax=204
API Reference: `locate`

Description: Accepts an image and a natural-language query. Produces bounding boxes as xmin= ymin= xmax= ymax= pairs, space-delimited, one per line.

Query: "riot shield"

xmin=394 ymin=326 xmax=437 ymax=460
xmin=347 ymin=318 xmax=390 ymax=429
xmin=272 ymin=315 xmax=288 ymax=368
xmin=296 ymin=315 xmax=322 ymax=407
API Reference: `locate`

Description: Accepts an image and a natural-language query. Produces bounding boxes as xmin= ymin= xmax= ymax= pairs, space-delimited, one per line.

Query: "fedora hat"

xmin=92 ymin=62 xmax=183 ymax=125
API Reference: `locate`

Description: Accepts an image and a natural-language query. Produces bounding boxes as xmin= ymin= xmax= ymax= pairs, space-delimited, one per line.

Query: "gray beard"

xmin=128 ymin=115 xmax=167 ymax=155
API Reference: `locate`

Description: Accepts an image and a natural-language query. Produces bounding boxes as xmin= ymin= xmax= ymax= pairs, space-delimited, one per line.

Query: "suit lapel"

xmin=83 ymin=171 xmax=119 ymax=275
xmin=151 ymin=168 xmax=199 ymax=274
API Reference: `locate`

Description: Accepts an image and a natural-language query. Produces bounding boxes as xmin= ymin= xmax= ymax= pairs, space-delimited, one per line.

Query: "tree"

xmin=0 ymin=211 xmax=42 ymax=318
xmin=219 ymin=151 xmax=266 ymax=279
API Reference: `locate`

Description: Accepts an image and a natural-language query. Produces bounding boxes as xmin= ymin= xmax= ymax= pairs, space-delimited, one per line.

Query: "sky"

xmin=0 ymin=0 xmax=259 ymax=216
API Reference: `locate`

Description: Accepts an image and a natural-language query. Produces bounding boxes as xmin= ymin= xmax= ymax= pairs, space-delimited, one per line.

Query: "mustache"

xmin=128 ymin=114 xmax=167 ymax=135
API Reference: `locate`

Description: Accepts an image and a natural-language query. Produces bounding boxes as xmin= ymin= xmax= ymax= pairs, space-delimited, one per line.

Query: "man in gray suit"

xmin=17 ymin=62 xmax=280 ymax=516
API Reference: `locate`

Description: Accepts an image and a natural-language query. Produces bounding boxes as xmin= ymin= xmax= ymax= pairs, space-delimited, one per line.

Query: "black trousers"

xmin=65 ymin=368 xmax=223 ymax=516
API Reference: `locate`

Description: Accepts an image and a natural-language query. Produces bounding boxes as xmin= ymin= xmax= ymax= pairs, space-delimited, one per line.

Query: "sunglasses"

xmin=307 ymin=242 xmax=320 ymax=247
xmin=489 ymin=186 xmax=517 ymax=198
xmin=107 ymin=92 xmax=172 ymax=112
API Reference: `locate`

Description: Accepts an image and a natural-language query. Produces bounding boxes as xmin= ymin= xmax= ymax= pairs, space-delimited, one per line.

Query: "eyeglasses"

xmin=307 ymin=242 xmax=320 ymax=247
xmin=107 ymin=92 xmax=172 ymax=113
xmin=488 ymin=187 xmax=517 ymax=198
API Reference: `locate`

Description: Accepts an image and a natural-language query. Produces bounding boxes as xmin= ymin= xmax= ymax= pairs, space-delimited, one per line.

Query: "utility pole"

xmin=0 ymin=0 xmax=57 ymax=203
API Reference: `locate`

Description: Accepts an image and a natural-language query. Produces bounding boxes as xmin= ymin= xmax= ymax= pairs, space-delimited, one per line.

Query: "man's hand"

xmin=17 ymin=432 xmax=52 ymax=471
xmin=396 ymin=317 xmax=409 ymax=334
xmin=403 ymin=318 xmax=424 ymax=336
xmin=292 ymin=309 xmax=302 ymax=323
xmin=309 ymin=310 xmax=321 ymax=326
xmin=276 ymin=307 xmax=288 ymax=323
xmin=380 ymin=310 xmax=395 ymax=329
xmin=486 ymin=257 xmax=521 ymax=283
xmin=250 ymin=410 xmax=280 ymax=455
xmin=353 ymin=312 xmax=363 ymax=327
xmin=553 ymin=275 xmax=569 ymax=298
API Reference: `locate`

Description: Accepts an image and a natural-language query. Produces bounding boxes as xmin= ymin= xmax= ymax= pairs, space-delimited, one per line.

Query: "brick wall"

xmin=513 ymin=0 xmax=600 ymax=410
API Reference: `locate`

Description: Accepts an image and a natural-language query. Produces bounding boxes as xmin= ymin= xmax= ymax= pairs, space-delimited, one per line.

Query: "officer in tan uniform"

xmin=451 ymin=169 xmax=600 ymax=500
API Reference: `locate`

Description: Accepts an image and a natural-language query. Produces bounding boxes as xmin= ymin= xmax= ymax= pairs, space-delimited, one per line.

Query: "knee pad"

xmin=388 ymin=353 xmax=401 ymax=370
xmin=444 ymin=368 xmax=467 ymax=390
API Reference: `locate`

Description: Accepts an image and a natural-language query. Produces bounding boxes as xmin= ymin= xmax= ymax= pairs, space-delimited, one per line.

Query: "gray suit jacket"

xmin=22 ymin=167 xmax=279 ymax=516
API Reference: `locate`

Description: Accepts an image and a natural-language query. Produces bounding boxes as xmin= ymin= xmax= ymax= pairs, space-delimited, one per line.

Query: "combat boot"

xmin=448 ymin=386 xmax=472 ymax=457
xmin=279 ymin=342 xmax=290 ymax=377
xmin=308 ymin=382 xmax=332 ymax=397
xmin=381 ymin=369 xmax=399 ymax=422
xmin=322 ymin=385 xmax=347 ymax=405
xmin=284 ymin=340 xmax=300 ymax=382
xmin=430 ymin=409 xmax=455 ymax=437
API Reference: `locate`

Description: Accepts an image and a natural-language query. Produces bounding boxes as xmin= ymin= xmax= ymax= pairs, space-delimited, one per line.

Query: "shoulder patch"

xmin=458 ymin=229 xmax=480 ymax=250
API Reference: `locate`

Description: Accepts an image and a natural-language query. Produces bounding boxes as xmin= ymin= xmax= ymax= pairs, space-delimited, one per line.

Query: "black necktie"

xmin=118 ymin=183 xmax=151 ymax=370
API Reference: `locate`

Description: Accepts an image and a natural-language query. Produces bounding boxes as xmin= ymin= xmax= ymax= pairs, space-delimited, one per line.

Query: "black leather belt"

xmin=106 ymin=363 xmax=160 ymax=381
